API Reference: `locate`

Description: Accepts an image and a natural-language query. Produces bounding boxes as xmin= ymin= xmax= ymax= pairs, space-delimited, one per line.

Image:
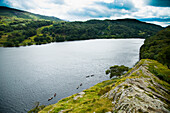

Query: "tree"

xmin=106 ymin=65 xmax=129 ymax=79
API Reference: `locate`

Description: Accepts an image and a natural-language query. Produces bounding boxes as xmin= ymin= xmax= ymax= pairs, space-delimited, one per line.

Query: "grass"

xmin=39 ymin=68 xmax=142 ymax=113
xmin=147 ymin=59 xmax=170 ymax=83
xmin=98 ymin=86 xmax=111 ymax=96
xmin=39 ymin=79 xmax=116 ymax=113
xmin=147 ymin=85 xmax=160 ymax=94
xmin=0 ymin=16 xmax=57 ymax=47
xmin=39 ymin=59 xmax=170 ymax=113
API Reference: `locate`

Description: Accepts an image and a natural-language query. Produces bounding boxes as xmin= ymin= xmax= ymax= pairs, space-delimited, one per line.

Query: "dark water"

xmin=0 ymin=39 xmax=144 ymax=113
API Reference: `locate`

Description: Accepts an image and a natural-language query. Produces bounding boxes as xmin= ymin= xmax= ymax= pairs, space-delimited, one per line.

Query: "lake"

xmin=0 ymin=39 xmax=144 ymax=113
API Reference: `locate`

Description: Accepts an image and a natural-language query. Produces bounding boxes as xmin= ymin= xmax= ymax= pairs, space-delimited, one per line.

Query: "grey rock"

xmin=103 ymin=60 xmax=170 ymax=113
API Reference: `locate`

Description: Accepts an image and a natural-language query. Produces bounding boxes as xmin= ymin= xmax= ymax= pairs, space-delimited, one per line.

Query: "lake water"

xmin=0 ymin=39 xmax=144 ymax=113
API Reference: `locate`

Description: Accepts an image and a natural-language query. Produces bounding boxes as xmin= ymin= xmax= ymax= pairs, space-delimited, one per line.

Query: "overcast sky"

xmin=0 ymin=0 xmax=170 ymax=27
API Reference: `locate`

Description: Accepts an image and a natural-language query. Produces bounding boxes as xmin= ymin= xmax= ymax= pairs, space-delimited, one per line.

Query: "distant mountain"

xmin=0 ymin=6 xmax=62 ymax=21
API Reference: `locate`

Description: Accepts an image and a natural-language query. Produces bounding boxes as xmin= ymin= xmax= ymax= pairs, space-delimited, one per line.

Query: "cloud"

xmin=96 ymin=0 xmax=135 ymax=10
xmin=146 ymin=0 xmax=170 ymax=7
xmin=69 ymin=8 xmax=130 ymax=19
xmin=0 ymin=0 xmax=170 ymax=27
xmin=50 ymin=0 xmax=64 ymax=5
xmin=5 ymin=0 xmax=64 ymax=10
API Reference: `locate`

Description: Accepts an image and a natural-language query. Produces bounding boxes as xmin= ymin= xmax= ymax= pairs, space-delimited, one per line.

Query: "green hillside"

xmin=0 ymin=6 xmax=61 ymax=21
xmin=0 ymin=6 xmax=164 ymax=47
xmin=45 ymin=19 xmax=163 ymax=42
xmin=0 ymin=16 xmax=56 ymax=47
xmin=140 ymin=26 xmax=170 ymax=68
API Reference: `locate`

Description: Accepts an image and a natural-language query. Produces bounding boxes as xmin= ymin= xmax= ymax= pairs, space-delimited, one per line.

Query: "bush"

xmin=106 ymin=65 xmax=129 ymax=78
xmin=3 ymin=41 xmax=15 ymax=47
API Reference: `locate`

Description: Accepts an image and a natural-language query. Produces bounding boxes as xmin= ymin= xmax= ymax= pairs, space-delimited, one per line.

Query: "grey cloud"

xmin=68 ymin=7 xmax=131 ymax=18
xmin=146 ymin=0 xmax=170 ymax=7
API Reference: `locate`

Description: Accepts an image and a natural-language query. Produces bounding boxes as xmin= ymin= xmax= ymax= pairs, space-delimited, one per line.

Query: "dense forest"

xmin=45 ymin=19 xmax=163 ymax=42
xmin=0 ymin=6 xmax=164 ymax=47
xmin=140 ymin=26 xmax=170 ymax=68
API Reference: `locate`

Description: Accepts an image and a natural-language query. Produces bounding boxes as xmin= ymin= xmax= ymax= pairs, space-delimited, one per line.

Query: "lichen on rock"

xmin=103 ymin=59 xmax=170 ymax=113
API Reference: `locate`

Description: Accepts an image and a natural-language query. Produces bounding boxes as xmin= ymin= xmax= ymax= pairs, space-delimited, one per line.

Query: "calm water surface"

xmin=0 ymin=39 xmax=144 ymax=113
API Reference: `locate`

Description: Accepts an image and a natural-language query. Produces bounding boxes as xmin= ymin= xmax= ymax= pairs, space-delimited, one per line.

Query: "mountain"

xmin=0 ymin=18 xmax=163 ymax=47
xmin=0 ymin=6 xmax=164 ymax=47
xmin=49 ymin=19 xmax=163 ymax=41
xmin=36 ymin=59 xmax=170 ymax=113
xmin=0 ymin=6 xmax=62 ymax=21
xmin=140 ymin=26 xmax=170 ymax=68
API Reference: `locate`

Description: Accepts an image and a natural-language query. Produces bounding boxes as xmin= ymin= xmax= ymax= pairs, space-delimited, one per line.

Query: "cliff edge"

xmin=38 ymin=59 xmax=170 ymax=113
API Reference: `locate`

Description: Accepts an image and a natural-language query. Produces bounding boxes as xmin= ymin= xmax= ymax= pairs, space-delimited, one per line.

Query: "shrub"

xmin=106 ymin=65 xmax=129 ymax=78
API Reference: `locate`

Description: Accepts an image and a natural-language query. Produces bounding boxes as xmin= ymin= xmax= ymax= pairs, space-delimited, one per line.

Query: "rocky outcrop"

xmin=73 ymin=92 xmax=85 ymax=100
xmin=103 ymin=59 xmax=170 ymax=113
xmin=39 ymin=59 xmax=170 ymax=113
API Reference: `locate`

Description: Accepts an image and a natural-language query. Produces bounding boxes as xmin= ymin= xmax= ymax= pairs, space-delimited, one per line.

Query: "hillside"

xmin=45 ymin=19 xmax=163 ymax=42
xmin=0 ymin=16 xmax=55 ymax=47
xmin=0 ymin=17 xmax=163 ymax=47
xmin=0 ymin=6 xmax=164 ymax=47
xmin=37 ymin=59 xmax=170 ymax=113
xmin=0 ymin=6 xmax=61 ymax=21
xmin=140 ymin=26 xmax=170 ymax=68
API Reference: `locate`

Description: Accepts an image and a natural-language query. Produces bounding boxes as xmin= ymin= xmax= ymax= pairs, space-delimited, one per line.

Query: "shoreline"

xmin=0 ymin=38 xmax=145 ymax=48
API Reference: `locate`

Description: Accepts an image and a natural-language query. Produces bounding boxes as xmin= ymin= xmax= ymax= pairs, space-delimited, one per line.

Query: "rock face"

xmin=103 ymin=59 xmax=170 ymax=113
xmin=39 ymin=59 xmax=169 ymax=113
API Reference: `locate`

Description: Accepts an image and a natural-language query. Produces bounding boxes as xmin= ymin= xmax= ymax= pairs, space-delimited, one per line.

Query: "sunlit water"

xmin=0 ymin=39 xmax=144 ymax=113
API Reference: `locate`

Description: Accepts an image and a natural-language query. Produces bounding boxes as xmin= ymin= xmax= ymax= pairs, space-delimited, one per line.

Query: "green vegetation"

xmin=0 ymin=6 xmax=163 ymax=47
xmin=140 ymin=26 xmax=170 ymax=68
xmin=28 ymin=102 xmax=45 ymax=113
xmin=106 ymin=65 xmax=129 ymax=78
xmin=44 ymin=19 xmax=163 ymax=42
xmin=0 ymin=6 xmax=61 ymax=21
xmin=0 ymin=16 xmax=54 ymax=47
xmin=98 ymin=86 xmax=111 ymax=96
xmin=39 ymin=79 xmax=116 ymax=113
xmin=147 ymin=59 xmax=170 ymax=84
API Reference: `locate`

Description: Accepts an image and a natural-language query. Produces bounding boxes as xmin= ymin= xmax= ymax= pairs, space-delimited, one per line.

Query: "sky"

xmin=0 ymin=0 xmax=170 ymax=27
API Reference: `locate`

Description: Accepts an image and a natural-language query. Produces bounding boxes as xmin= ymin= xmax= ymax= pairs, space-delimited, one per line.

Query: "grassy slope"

xmin=0 ymin=6 xmax=63 ymax=47
xmin=22 ymin=24 xmax=54 ymax=44
xmin=38 ymin=59 xmax=170 ymax=113
xmin=0 ymin=6 xmax=61 ymax=21
xmin=0 ymin=16 xmax=62 ymax=46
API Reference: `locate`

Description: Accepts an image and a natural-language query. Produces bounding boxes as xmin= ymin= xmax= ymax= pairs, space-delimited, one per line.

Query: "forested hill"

xmin=140 ymin=26 xmax=170 ymax=68
xmin=49 ymin=19 xmax=163 ymax=41
xmin=0 ymin=6 xmax=61 ymax=21
xmin=0 ymin=6 xmax=164 ymax=47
